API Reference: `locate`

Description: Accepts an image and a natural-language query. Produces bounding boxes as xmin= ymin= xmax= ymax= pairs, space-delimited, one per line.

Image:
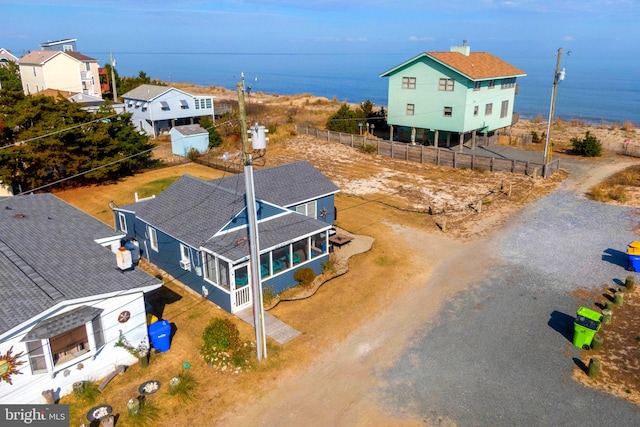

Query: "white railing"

xmin=234 ymin=286 xmax=251 ymax=311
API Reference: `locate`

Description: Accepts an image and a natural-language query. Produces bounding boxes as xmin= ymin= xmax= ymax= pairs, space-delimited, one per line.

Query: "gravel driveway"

xmin=380 ymin=157 xmax=640 ymax=426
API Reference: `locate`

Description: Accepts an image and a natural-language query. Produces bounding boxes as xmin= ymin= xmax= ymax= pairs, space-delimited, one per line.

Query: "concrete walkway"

xmin=236 ymin=306 xmax=300 ymax=345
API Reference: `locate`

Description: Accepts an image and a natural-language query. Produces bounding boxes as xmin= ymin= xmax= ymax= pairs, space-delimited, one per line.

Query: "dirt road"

xmin=217 ymin=154 xmax=639 ymax=426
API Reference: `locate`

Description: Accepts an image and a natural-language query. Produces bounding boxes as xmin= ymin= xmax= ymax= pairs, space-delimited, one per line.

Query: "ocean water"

xmin=98 ymin=51 xmax=640 ymax=125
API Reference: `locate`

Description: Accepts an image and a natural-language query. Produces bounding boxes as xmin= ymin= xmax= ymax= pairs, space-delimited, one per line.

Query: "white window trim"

xmin=117 ymin=212 xmax=127 ymax=233
xmin=148 ymin=226 xmax=158 ymax=252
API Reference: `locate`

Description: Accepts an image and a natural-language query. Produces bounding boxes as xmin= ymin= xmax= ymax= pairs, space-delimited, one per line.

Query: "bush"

xmin=293 ymin=267 xmax=316 ymax=286
xmin=361 ymin=144 xmax=376 ymax=154
xmin=200 ymin=318 xmax=249 ymax=370
xmin=571 ymin=131 xmax=602 ymax=157
xmin=187 ymin=147 xmax=201 ymax=162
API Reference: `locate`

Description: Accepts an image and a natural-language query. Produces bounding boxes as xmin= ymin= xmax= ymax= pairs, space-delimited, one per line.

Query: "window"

xmin=180 ymin=99 xmax=189 ymax=109
xmin=160 ymin=101 xmax=170 ymax=110
xmin=406 ymin=104 xmax=415 ymax=116
xmin=501 ymin=77 xmax=516 ymax=89
xmin=33 ymin=66 xmax=37 ymax=76
xmin=117 ymin=212 xmax=127 ymax=233
xmin=402 ymin=77 xmax=416 ymax=89
xmin=488 ymin=79 xmax=496 ymax=89
xmin=194 ymin=98 xmax=200 ymax=110
xmin=438 ymin=78 xmax=454 ymax=91
xmin=27 ymin=340 xmax=47 ymax=374
xmin=473 ymin=81 xmax=482 ymax=91
xmin=85 ymin=62 xmax=90 ymax=71
xmin=24 ymin=306 xmax=105 ymax=374
xmin=260 ymin=252 xmax=271 ymax=278
xmin=148 ymin=227 xmax=158 ymax=251
xmin=203 ymin=253 xmax=229 ymax=290
xmin=180 ymin=244 xmax=190 ymax=261
xmin=485 ymin=103 xmax=493 ymax=116
xmin=311 ymin=232 xmax=327 ymax=258
xmin=63 ymin=44 xmax=73 ymax=52
xmin=296 ymin=200 xmax=317 ymax=219
xmin=205 ymin=98 xmax=212 ymax=108
xmin=501 ymin=100 xmax=509 ymax=118
xmin=204 ymin=252 xmax=218 ymax=282
xmin=474 ymin=106 xmax=479 ymax=117
xmin=443 ymin=107 xmax=452 ymax=117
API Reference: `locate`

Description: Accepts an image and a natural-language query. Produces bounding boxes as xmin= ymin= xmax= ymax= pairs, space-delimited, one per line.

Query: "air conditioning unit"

xmin=179 ymin=259 xmax=191 ymax=270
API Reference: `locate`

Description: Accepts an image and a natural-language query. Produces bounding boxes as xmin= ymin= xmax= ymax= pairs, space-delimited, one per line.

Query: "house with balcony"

xmin=0 ymin=193 xmax=162 ymax=404
xmin=39 ymin=38 xmax=77 ymax=52
xmin=380 ymin=42 xmax=526 ymax=147
xmin=18 ymin=50 xmax=101 ymax=98
xmin=113 ymin=161 xmax=339 ymax=314
xmin=121 ymin=84 xmax=216 ymax=138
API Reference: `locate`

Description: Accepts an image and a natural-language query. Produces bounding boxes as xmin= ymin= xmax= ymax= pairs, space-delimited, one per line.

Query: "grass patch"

xmin=588 ymin=165 xmax=640 ymax=202
xmin=168 ymin=370 xmax=199 ymax=403
xmin=74 ymin=380 xmax=100 ymax=405
xmin=125 ymin=398 xmax=161 ymax=427
xmin=135 ymin=177 xmax=180 ymax=198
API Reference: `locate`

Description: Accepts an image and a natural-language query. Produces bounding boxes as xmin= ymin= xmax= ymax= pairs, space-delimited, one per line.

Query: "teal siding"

xmin=385 ymin=57 xmax=519 ymax=135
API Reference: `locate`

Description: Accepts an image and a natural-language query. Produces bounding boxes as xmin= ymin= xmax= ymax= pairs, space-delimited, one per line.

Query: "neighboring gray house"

xmin=114 ymin=161 xmax=339 ymax=314
xmin=170 ymin=124 xmax=209 ymax=156
xmin=0 ymin=194 xmax=162 ymax=404
xmin=121 ymin=84 xmax=215 ymax=138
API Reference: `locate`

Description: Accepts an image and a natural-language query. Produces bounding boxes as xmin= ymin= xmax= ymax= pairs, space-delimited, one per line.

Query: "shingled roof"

xmin=120 ymin=161 xmax=339 ymax=260
xmin=427 ymin=51 xmax=526 ymax=80
xmin=380 ymin=48 xmax=526 ymax=81
xmin=0 ymin=194 xmax=161 ymax=335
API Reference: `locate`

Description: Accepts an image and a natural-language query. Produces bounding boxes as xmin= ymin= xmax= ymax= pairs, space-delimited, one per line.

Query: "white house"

xmin=121 ymin=84 xmax=215 ymax=138
xmin=0 ymin=48 xmax=19 ymax=65
xmin=0 ymin=194 xmax=162 ymax=404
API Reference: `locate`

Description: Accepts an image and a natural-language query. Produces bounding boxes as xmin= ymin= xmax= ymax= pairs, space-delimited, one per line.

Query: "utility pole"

xmin=237 ymin=82 xmax=267 ymax=361
xmin=109 ymin=52 xmax=118 ymax=102
xmin=542 ymin=48 xmax=564 ymax=171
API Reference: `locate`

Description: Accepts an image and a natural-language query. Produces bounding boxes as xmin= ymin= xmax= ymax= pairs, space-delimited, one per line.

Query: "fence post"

xmin=377 ymin=140 xmax=380 ymax=155
xmin=436 ymin=148 xmax=440 ymax=166
xmin=391 ymin=142 xmax=394 ymax=159
xmin=471 ymin=155 xmax=475 ymax=170
xmin=511 ymin=159 xmax=516 ymax=173
xmin=453 ymin=151 xmax=457 ymax=169
xmin=490 ymin=156 xmax=494 ymax=172
xmin=421 ymin=145 xmax=424 ymax=164
xmin=406 ymin=145 xmax=409 ymax=161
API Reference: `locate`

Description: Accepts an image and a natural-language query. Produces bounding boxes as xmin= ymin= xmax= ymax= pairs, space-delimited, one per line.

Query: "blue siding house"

xmin=114 ymin=161 xmax=339 ymax=314
xmin=121 ymin=84 xmax=215 ymax=138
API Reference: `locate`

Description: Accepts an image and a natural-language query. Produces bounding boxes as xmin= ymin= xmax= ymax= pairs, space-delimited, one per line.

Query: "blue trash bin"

xmin=629 ymin=255 xmax=640 ymax=272
xmin=148 ymin=319 xmax=171 ymax=352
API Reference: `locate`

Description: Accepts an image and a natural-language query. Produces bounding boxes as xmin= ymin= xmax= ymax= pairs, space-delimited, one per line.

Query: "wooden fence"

xmin=295 ymin=125 xmax=557 ymax=177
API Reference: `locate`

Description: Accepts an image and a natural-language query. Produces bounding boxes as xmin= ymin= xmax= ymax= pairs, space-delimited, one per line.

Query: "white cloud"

xmin=563 ymin=35 xmax=574 ymax=41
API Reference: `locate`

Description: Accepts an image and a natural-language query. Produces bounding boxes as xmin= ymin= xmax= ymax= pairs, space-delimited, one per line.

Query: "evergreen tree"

xmin=326 ymin=104 xmax=365 ymax=134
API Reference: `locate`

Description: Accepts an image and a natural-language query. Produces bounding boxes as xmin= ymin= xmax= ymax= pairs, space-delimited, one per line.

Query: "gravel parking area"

xmin=379 ymin=163 xmax=640 ymax=425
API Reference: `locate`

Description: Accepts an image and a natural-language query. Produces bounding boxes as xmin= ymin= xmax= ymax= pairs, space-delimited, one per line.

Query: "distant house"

xmin=39 ymin=38 xmax=77 ymax=52
xmin=380 ymin=42 xmax=526 ymax=146
xmin=121 ymin=84 xmax=215 ymax=138
xmin=18 ymin=50 xmax=102 ymax=98
xmin=0 ymin=48 xmax=19 ymax=65
xmin=35 ymin=89 xmax=125 ymax=113
xmin=170 ymin=124 xmax=209 ymax=156
xmin=113 ymin=161 xmax=339 ymax=314
xmin=0 ymin=194 xmax=162 ymax=404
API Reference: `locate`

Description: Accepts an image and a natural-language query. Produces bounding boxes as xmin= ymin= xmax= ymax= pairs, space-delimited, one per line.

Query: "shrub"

xmin=125 ymin=398 xmax=160 ymax=427
xmin=187 ymin=147 xmax=200 ymax=162
xmin=262 ymin=285 xmax=277 ymax=306
xmin=200 ymin=318 xmax=249 ymax=370
xmin=530 ymin=131 xmax=540 ymax=142
xmin=322 ymin=258 xmax=336 ymax=275
xmin=293 ymin=267 xmax=316 ymax=286
xmin=571 ymin=131 xmax=602 ymax=157
xmin=74 ymin=380 xmax=100 ymax=404
xmin=361 ymin=144 xmax=377 ymax=154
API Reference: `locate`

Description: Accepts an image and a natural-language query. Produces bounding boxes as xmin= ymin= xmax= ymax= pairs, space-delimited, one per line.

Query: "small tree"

xmin=200 ymin=318 xmax=250 ymax=369
xmin=571 ymin=131 xmax=602 ymax=157
xmin=326 ymin=104 xmax=364 ymax=134
xmin=199 ymin=117 xmax=223 ymax=148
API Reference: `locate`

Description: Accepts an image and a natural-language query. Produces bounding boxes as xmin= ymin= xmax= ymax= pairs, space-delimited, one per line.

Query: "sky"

xmin=2 ymin=0 xmax=639 ymax=61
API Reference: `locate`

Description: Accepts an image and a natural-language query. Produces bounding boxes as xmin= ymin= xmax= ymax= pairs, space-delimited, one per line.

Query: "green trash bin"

xmin=573 ymin=307 xmax=602 ymax=349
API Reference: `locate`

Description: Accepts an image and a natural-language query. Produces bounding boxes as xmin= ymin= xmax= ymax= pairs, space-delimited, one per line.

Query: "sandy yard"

xmin=54 ymin=85 xmax=640 ymax=425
